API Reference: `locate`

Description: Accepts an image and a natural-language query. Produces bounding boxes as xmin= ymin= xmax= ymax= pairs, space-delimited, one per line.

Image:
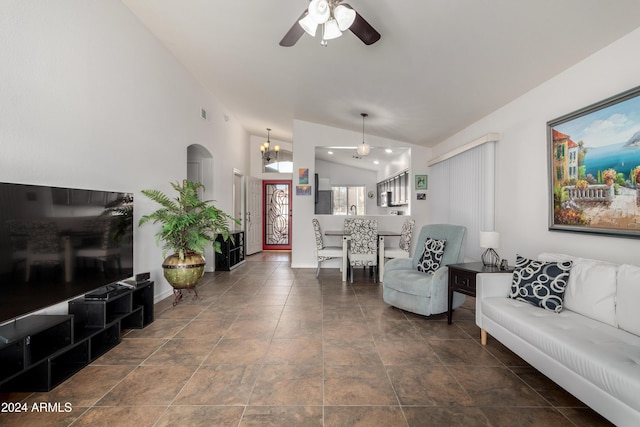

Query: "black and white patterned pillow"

xmin=417 ymin=238 xmax=446 ymax=273
xmin=509 ymin=255 xmax=572 ymax=313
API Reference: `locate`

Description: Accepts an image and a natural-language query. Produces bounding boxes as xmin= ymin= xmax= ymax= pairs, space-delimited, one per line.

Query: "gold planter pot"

xmin=162 ymin=252 xmax=205 ymax=305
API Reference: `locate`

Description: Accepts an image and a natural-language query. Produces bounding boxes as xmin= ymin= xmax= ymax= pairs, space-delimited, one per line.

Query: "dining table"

xmin=324 ymin=229 xmax=401 ymax=282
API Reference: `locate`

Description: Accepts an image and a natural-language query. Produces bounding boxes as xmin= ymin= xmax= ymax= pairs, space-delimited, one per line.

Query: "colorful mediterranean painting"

xmin=296 ymin=185 xmax=312 ymax=196
xmin=298 ymin=168 xmax=309 ymax=185
xmin=548 ymin=87 xmax=640 ymax=238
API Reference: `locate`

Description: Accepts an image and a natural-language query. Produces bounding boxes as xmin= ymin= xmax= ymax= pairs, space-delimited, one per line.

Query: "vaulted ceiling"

xmin=122 ymin=0 xmax=640 ymax=147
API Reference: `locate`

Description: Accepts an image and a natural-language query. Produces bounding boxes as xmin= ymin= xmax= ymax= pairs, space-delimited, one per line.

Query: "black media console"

xmin=0 ymin=281 xmax=154 ymax=392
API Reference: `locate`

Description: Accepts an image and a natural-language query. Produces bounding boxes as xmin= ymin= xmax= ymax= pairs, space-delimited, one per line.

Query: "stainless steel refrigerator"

xmin=315 ymin=190 xmax=333 ymax=214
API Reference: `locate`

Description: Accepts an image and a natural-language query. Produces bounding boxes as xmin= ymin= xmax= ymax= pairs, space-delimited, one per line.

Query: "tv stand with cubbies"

xmin=0 ymin=280 xmax=154 ymax=392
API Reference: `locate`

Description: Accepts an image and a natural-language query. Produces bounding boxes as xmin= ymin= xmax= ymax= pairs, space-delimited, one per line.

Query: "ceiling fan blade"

xmin=343 ymin=4 xmax=381 ymax=45
xmin=279 ymin=11 xmax=307 ymax=47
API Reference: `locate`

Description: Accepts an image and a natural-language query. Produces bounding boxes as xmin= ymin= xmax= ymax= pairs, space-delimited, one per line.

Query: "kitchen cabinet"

xmin=377 ymin=169 xmax=409 ymax=206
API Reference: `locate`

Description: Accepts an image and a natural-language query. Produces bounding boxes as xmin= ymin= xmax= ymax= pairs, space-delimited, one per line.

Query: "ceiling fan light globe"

xmin=356 ymin=143 xmax=371 ymax=156
xmin=334 ymin=5 xmax=356 ymax=31
xmin=308 ymin=0 xmax=330 ymax=24
xmin=298 ymin=14 xmax=318 ymax=36
xmin=323 ymin=19 xmax=342 ymax=40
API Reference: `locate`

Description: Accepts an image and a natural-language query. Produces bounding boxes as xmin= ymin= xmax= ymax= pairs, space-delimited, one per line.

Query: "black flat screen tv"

xmin=0 ymin=182 xmax=134 ymax=324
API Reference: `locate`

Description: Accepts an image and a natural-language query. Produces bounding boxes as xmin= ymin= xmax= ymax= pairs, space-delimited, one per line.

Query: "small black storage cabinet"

xmin=215 ymin=231 xmax=245 ymax=271
xmin=0 ymin=281 xmax=154 ymax=392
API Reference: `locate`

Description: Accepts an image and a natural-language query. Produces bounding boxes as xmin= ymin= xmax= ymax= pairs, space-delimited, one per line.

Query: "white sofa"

xmin=476 ymin=252 xmax=640 ymax=427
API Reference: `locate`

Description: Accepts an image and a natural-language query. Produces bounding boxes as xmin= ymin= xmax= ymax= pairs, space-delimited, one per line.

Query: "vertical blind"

xmin=429 ymin=140 xmax=496 ymax=261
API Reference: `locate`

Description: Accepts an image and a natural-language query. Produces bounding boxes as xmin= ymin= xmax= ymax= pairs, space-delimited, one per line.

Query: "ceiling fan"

xmin=280 ymin=0 xmax=381 ymax=47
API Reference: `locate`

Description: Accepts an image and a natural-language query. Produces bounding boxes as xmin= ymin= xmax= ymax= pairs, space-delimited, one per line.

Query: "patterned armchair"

xmin=312 ymin=218 xmax=343 ymax=277
xmin=347 ymin=218 xmax=378 ymax=283
xmin=383 ymin=224 xmax=466 ymax=316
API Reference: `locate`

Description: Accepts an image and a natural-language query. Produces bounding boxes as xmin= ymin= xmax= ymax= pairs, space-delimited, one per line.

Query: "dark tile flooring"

xmin=0 ymin=252 xmax=613 ymax=426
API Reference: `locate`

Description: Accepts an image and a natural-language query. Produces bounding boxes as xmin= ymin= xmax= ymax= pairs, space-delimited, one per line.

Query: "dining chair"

xmin=380 ymin=219 xmax=415 ymax=282
xmin=347 ymin=218 xmax=378 ymax=283
xmin=25 ymin=220 xmax=65 ymax=282
xmin=7 ymin=220 xmax=29 ymax=274
xmin=384 ymin=219 xmax=415 ymax=259
xmin=312 ymin=218 xmax=343 ymax=277
xmin=343 ymin=218 xmax=355 ymax=234
xmin=76 ymin=217 xmax=123 ymax=277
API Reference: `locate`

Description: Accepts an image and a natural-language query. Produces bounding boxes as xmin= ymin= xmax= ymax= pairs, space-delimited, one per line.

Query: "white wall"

xmin=430 ymin=27 xmax=640 ymax=266
xmin=291 ymin=120 xmax=431 ymax=268
xmin=0 ymin=0 xmax=249 ymax=305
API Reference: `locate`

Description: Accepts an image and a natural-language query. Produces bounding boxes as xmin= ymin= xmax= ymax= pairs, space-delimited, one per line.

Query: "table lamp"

xmin=480 ymin=231 xmax=500 ymax=267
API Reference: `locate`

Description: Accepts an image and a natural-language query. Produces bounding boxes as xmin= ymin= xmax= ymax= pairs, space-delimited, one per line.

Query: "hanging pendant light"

xmin=357 ymin=113 xmax=371 ymax=156
xmin=260 ymin=128 xmax=280 ymax=162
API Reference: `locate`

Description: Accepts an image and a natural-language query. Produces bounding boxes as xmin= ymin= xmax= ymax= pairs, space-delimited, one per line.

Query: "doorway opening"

xmin=262 ymin=180 xmax=292 ymax=251
xmin=187 ymin=144 xmax=214 ymax=271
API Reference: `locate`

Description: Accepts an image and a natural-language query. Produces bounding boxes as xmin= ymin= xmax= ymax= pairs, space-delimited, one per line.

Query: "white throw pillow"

xmin=562 ymin=257 xmax=618 ymax=327
xmin=617 ymin=264 xmax=640 ymax=337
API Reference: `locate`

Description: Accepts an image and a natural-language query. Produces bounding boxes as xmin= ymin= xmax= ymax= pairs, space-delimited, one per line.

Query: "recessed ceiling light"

xmin=385 ymin=148 xmax=393 ymax=153
xmin=328 ymin=151 xmax=334 ymax=155
xmin=373 ymin=160 xmax=379 ymax=165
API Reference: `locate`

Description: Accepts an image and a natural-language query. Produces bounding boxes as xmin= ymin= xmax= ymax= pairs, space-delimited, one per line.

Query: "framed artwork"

xmin=416 ymin=193 xmax=426 ymax=200
xmin=415 ymin=174 xmax=428 ymax=190
xmin=548 ymin=85 xmax=640 ymax=238
xmin=296 ymin=185 xmax=312 ymax=196
xmin=298 ymin=168 xmax=309 ymax=184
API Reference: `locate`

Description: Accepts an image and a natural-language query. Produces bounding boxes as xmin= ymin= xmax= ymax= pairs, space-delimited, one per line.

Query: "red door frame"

xmin=262 ymin=180 xmax=292 ymax=250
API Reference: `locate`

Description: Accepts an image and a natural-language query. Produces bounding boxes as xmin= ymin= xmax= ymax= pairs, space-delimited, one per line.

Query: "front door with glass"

xmin=263 ymin=180 xmax=291 ymax=250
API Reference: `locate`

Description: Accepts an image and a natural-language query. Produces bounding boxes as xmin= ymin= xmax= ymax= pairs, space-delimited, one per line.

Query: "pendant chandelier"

xmin=260 ymin=128 xmax=280 ymax=162
xmin=357 ymin=113 xmax=371 ymax=156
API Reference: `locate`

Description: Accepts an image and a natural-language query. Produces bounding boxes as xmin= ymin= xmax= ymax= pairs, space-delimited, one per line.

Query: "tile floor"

xmin=0 ymin=252 xmax=613 ymax=426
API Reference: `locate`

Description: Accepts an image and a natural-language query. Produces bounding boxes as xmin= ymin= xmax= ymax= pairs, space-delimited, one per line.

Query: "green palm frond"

xmin=139 ymin=180 xmax=239 ymax=260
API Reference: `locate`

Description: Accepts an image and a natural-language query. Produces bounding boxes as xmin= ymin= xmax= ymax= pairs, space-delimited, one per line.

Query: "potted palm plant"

xmin=139 ymin=180 xmax=238 ymax=305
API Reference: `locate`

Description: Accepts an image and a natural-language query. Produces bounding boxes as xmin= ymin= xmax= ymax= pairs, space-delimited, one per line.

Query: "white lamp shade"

xmin=334 ymin=5 xmax=356 ymax=31
xmin=308 ymin=0 xmax=330 ymax=24
xmin=479 ymin=231 xmax=500 ymax=249
xmin=323 ymin=19 xmax=342 ymax=40
xmin=298 ymin=14 xmax=318 ymax=36
xmin=356 ymin=143 xmax=371 ymax=156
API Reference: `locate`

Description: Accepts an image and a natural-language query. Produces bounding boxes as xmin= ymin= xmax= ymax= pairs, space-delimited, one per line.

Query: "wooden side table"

xmin=447 ymin=262 xmax=513 ymax=324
